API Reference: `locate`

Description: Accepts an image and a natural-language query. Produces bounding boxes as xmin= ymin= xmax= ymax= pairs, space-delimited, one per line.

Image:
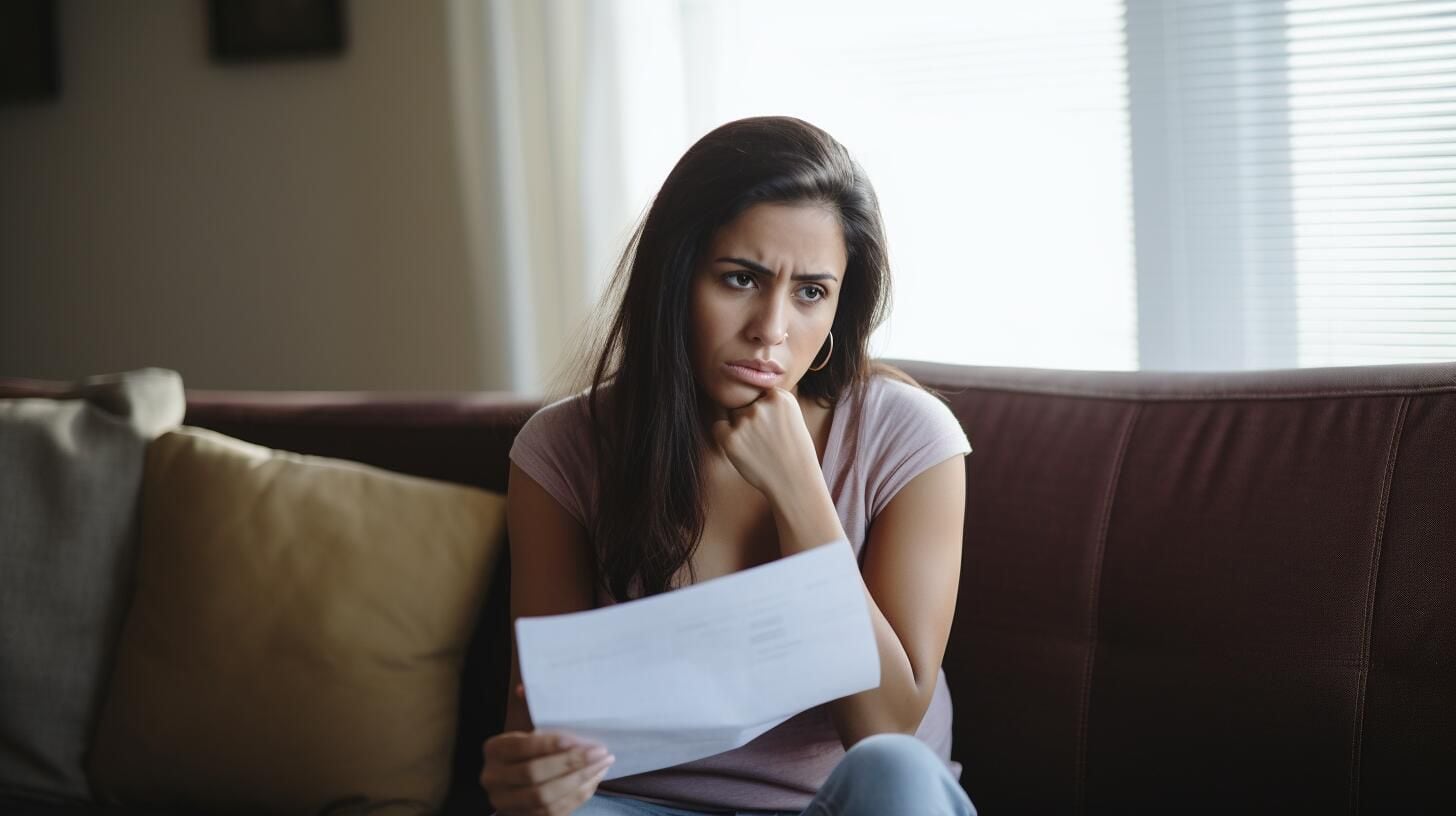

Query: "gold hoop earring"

xmin=808 ymin=331 xmax=834 ymax=372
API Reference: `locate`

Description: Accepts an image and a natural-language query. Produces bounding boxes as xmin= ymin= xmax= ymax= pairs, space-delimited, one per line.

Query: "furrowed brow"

xmin=715 ymin=256 xmax=839 ymax=283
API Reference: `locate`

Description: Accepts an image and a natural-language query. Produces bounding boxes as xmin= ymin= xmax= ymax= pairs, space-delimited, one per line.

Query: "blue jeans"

xmin=575 ymin=733 xmax=977 ymax=816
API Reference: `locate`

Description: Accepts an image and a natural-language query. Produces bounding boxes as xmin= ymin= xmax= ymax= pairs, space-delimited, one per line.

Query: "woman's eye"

xmin=725 ymin=273 xmax=755 ymax=289
xmin=797 ymin=286 xmax=825 ymax=302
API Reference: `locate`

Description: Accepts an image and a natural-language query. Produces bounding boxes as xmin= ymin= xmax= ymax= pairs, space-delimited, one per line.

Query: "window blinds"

xmin=1129 ymin=0 xmax=1456 ymax=367
xmin=1286 ymin=0 xmax=1456 ymax=364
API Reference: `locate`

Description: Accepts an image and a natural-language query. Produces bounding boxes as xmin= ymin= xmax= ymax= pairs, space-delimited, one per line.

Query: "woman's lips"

xmin=724 ymin=362 xmax=785 ymax=387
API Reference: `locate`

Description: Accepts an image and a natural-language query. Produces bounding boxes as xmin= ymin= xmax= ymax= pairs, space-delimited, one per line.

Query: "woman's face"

xmin=689 ymin=202 xmax=847 ymax=412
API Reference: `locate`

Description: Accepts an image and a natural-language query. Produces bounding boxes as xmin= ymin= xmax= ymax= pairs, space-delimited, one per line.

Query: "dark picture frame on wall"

xmin=0 ymin=0 xmax=60 ymax=105
xmin=208 ymin=0 xmax=347 ymax=63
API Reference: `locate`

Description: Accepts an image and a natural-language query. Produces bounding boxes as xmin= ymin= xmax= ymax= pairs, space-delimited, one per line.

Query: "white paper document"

xmin=514 ymin=540 xmax=880 ymax=779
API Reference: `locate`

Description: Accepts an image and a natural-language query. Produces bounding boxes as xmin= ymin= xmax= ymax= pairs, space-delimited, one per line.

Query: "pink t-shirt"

xmin=508 ymin=374 xmax=973 ymax=812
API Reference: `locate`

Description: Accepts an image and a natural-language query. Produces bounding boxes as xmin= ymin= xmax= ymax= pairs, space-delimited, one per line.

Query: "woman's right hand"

xmin=480 ymin=730 xmax=615 ymax=815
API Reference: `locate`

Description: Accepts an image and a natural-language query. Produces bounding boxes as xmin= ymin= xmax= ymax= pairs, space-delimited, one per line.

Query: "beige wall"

xmin=0 ymin=0 xmax=508 ymax=390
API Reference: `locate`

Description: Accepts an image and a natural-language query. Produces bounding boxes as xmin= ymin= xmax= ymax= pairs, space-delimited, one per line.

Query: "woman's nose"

xmin=748 ymin=301 xmax=789 ymax=345
xmin=751 ymin=326 xmax=788 ymax=345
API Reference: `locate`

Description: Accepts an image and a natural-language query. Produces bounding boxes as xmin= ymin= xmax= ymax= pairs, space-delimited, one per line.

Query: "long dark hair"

xmin=584 ymin=116 xmax=895 ymax=601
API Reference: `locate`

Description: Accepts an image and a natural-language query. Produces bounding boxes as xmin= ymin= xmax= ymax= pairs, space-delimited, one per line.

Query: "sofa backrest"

xmin=5 ymin=361 xmax=1453 ymax=812
xmin=896 ymin=359 xmax=1456 ymax=813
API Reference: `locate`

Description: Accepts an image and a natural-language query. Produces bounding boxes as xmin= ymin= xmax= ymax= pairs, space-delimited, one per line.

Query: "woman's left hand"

xmin=711 ymin=387 xmax=823 ymax=501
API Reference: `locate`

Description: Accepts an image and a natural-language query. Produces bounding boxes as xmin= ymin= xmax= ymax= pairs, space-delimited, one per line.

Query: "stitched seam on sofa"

xmin=1073 ymin=402 xmax=1142 ymax=816
xmin=921 ymin=383 xmax=1456 ymax=404
xmin=1349 ymin=394 xmax=1410 ymax=815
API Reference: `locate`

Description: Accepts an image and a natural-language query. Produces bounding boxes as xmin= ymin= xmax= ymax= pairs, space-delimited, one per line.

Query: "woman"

xmin=481 ymin=116 xmax=976 ymax=816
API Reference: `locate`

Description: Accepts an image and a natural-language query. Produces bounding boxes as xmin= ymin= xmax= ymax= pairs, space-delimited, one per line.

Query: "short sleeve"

xmin=508 ymin=394 xmax=597 ymax=528
xmin=865 ymin=379 xmax=972 ymax=520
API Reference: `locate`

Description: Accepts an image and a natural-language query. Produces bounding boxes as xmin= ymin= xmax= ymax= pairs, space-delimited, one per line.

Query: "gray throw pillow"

xmin=0 ymin=368 xmax=185 ymax=802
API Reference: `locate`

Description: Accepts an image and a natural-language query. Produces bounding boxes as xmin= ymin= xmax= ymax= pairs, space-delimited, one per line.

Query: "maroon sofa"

xmin=3 ymin=359 xmax=1454 ymax=813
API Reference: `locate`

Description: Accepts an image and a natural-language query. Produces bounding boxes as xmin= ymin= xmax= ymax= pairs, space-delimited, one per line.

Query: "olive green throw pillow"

xmin=87 ymin=427 xmax=505 ymax=815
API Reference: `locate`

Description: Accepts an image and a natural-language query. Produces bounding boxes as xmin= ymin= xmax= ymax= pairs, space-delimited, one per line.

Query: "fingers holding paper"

xmin=480 ymin=729 xmax=615 ymax=816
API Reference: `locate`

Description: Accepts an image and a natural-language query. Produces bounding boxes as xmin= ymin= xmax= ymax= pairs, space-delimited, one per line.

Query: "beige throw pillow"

xmin=87 ymin=427 xmax=505 ymax=815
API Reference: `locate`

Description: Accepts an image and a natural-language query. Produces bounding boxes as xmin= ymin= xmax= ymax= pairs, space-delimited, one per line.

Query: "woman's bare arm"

xmin=773 ymin=456 xmax=966 ymax=747
xmin=501 ymin=462 xmax=598 ymax=731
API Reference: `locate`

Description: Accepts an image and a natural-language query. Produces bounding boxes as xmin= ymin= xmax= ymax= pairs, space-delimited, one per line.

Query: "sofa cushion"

xmin=0 ymin=368 xmax=185 ymax=803
xmin=86 ymin=427 xmax=506 ymax=815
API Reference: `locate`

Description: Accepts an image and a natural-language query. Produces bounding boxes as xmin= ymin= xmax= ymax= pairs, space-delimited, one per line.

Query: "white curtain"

xmin=445 ymin=0 xmax=690 ymax=394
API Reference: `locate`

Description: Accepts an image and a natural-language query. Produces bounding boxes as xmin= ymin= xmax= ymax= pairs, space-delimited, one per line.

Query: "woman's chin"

xmin=704 ymin=381 xmax=765 ymax=412
xmin=698 ymin=371 xmax=800 ymax=414
xmin=722 ymin=390 xmax=762 ymax=411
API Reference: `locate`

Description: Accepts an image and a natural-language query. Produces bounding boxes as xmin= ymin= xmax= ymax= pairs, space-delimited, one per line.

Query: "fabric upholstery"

xmin=85 ymin=427 xmax=506 ymax=815
xmin=0 ymin=369 xmax=184 ymax=802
